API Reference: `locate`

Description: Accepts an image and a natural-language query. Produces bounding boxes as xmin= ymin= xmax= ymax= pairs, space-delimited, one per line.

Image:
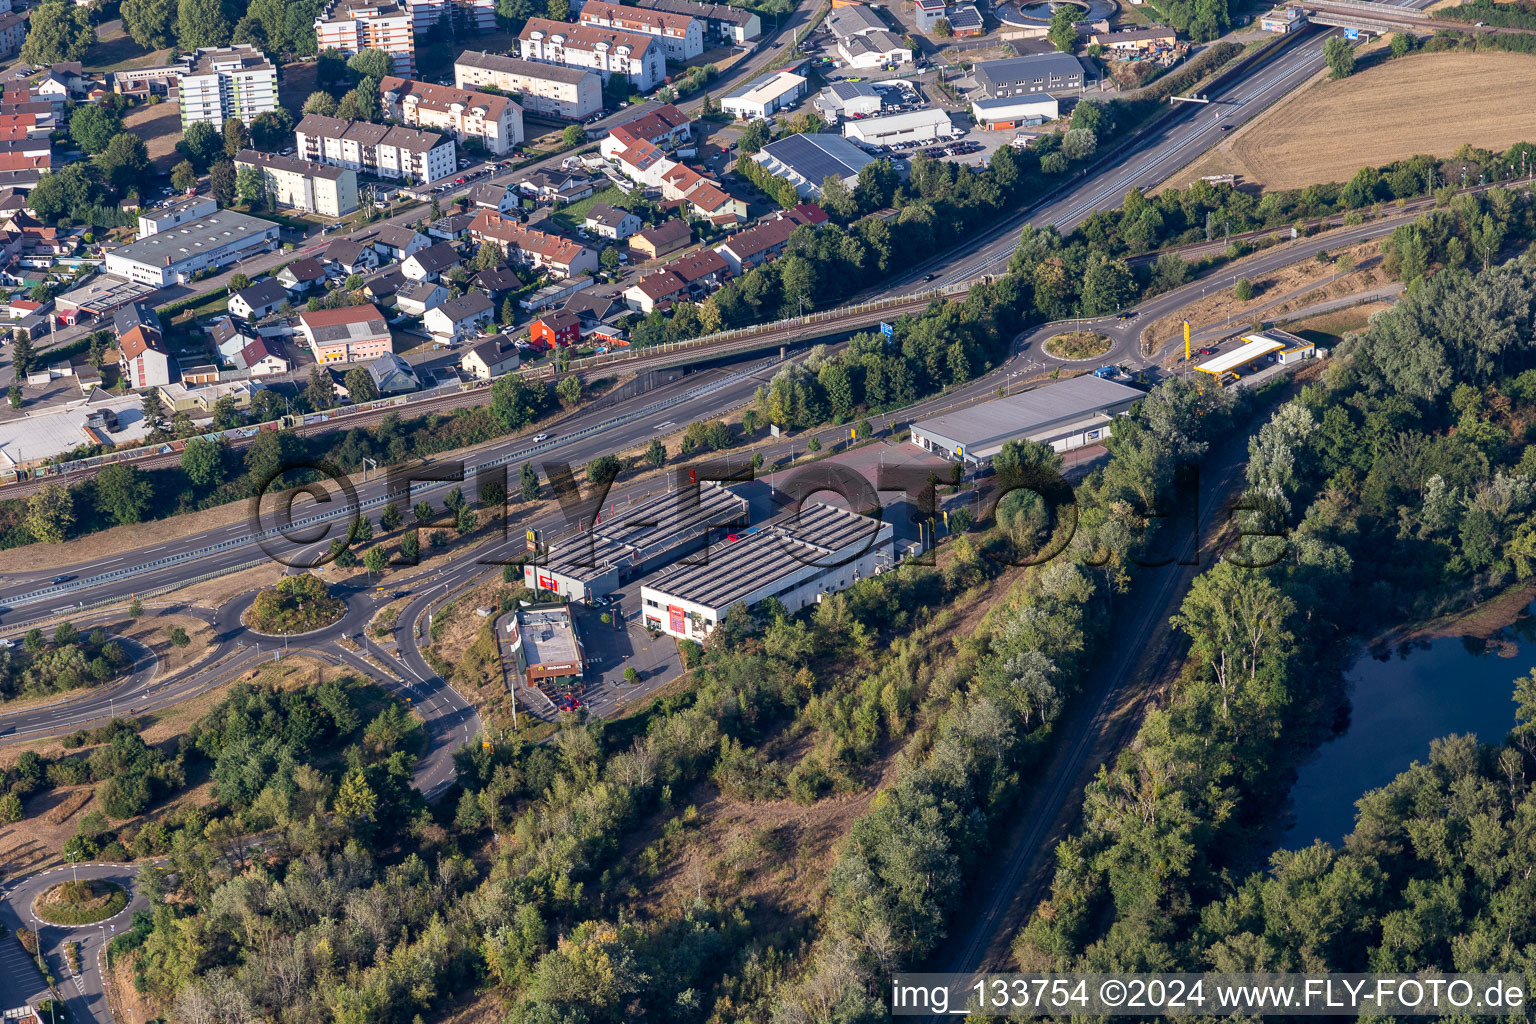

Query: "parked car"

xmin=1198 ymin=347 xmax=1216 ymax=355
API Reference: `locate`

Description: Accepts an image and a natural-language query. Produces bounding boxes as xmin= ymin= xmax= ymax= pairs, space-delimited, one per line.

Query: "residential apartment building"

xmin=234 ymin=149 xmax=360 ymax=217
xmin=453 ymin=51 xmax=602 ymax=120
xmin=378 ymin=76 xmax=523 ymax=156
xmin=0 ymin=11 xmax=27 ymax=60
xmin=315 ymin=0 xmax=417 ymax=78
xmin=406 ymin=0 xmax=495 ymax=34
xmin=177 ymin=45 xmax=277 ymax=129
xmin=298 ymin=304 xmax=395 ymax=363
xmin=296 ymin=113 xmax=456 ymax=184
xmin=597 ymin=103 xmax=692 ymax=160
xmin=579 ymin=0 xmax=702 ymax=62
xmin=633 ymin=0 xmax=759 ymax=45
xmin=518 ymin=18 xmax=666 ymax=92
xmin=468 ymin=210 xmax=598 ymax=279
xmin=115 ymin=303 xmax=173 ymax=389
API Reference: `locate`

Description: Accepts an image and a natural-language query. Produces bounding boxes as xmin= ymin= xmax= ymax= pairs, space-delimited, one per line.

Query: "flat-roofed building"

xmin=104 ymin=209 xmax=280 ymax=287
xmin=503 ymin=603 xmax=586 ymax=687
xmin=178 ymin=45 xmax=277 ymax=128
xmin=407 ymin=0 xmax=495 ymax=34
xmin=296 ymin=113 xmax=456 ymax=184
xmin=379 ymin=75 xmax=523 ymax=155
xmin=315 ymin=0 xmax=417 ymax=77
xmin=813 ymin=80 xmax=882 ymax=123
xmin=970 ymin=94 xmax=1059 ymax=129
xmin=528 ymin=483 xmax=748 ymax=602
xmin=720 ymin=66 xmax=808 ymax=120
xmin=453 ymin=51 xmax=603 ymax=120
xmin=641 ymin=501 xmax=892 ymax=642
xmin=911 ymin=373 xmax=1144 ymax=466
xmin=842 ymin=106 xmax=950 ymax=146
xmin=234 ymin=149 xmax=360 ymax=217
xmin=136 ymin=194 xmax=218 ymax=237
xmin=973 ymin=52 xmax=1085 ymax=97
xmin=298 ymin=303 xmax=394 ymax=363
xmin=519 ymin=17 xmax=666 ymax=92
xmin=1260 ymin=5 xmax=1305 ymax=32
xmin=632 ymin=0 xmax=760 ymax=44
xmin=580 ymin=0 xmax=703 ymax=61
xmin=752 ymin=133 xmax=875 ymax=198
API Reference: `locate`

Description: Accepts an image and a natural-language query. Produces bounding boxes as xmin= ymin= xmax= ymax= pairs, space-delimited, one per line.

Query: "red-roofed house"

xmin=119 ymin=326 xmax=173 ymax=389
xmin=298 ymin=304 xmax=394 ymax=363
xmin=468 ymin=210 xmax=598 ymax=279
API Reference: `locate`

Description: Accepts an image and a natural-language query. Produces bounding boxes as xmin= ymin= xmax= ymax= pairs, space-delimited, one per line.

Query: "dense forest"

xmin=1014 ymin=257 xmax=1536 ymax=983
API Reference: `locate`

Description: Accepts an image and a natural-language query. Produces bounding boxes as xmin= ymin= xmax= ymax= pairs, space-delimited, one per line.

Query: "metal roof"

xmin=106 ymin=210 xmax=278 ymax=268
xmin=912 ymin=374 xmax=1144 ymax=452
xmin=644 ymin=501 xmax=884 ymax=611
xmin=755 ymin=133 xmax=874 ymax=185
xmin=543 ymin=483 xmax=748 ymax=582
xmin=974 ymin=53 xmax=1085 ymax=87
xmin=1197 ymin=334 xmax=1289 ymax=374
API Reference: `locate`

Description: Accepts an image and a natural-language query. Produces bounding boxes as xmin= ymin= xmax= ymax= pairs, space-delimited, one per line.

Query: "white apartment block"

xmin=454 ymin=51 xmax=603 ymax=121
xmin=405 ymin=0 xmax=495 ymax=33
xmin=178 ymin=46 xmax=278 ymax=128
xmin=379 ymin=76 xmax=523 ymax=156
xmin=315 ymin=0 xmax=417 ymax=78
xmin=578 ymin=0 xmax=702 ymax=62
xmin=518 ymin=18 xmax=666 ymax=93
xmin=234 ymin=149 xmax=360 ymax=217
xmin=296 ymin=113 xmax=457 ymax=184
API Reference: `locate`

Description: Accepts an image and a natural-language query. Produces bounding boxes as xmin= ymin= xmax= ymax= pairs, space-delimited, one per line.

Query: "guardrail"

xmin=0 ymin=355 xmax=781 ymax=612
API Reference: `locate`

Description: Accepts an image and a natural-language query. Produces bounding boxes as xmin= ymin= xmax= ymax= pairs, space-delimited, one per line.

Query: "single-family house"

xmin=401 ymin=240 xmax=461 ymax=282
xmin=460 ymin=335 xmax=521 ymax=379
xmin=583 ymin=203 xmax=642 ymax=241
xmin=424 ymin=291 xmax=495 ymax=341
xmin=630 ymin=218 xmax=690 ymax=260
xmin=228 ymin=279 xmax=290 ymax=320
xmin=366 ymin=352 xmax=420 ymax=394
xmin=277 ymin=258 xmax=328 ymax=292
xmin=394 ymin=280 xmax=450 ymax=316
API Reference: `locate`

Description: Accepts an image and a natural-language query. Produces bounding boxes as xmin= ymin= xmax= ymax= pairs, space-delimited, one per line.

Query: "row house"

xmin=713 ymin=204 xmax=825 ymax=274
xmin=623 ymin=248 xmax=728 ymax=313
xmin=468 ymin=209 xmax=598 ymax=279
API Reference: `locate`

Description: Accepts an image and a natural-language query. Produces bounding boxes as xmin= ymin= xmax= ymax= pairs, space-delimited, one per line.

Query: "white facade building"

xmin=177 ymin=45 xmax=278 ymax=128
xmin=406 ymin=0 xmax=495 ymax=34
xmin=641 ymin=502 xmax=893 ymax=642
xmin=234 ymin=150 xmax=360 ymax=217
xmin=518 ymin=17 xmax=666 ymax=92
xmin=379 ymin=76 xmax=523 ymax=156
xmin=579 ymin=0 xmax=703 ymax=61
xmin=315 ymin=0 xmax=417 ymax=78
xmin=842 ymin=107 xmax=951 ymax=146
xmin=105 ymin=210 xmax=281 ymax=287
xmin=454 ymin=51 xmax=603 ymax=120
xmin=296 ymin=113 xmax=457 ymax=184
xmin=720 ymin=67 xmax=808 ymax=120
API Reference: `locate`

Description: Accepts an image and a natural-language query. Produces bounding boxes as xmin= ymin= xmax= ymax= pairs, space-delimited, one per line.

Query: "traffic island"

xmin=1043 ymin=331 xmax=1112 ymax=360
xmin=242 ymin=574 xmax=347 ymax=636
xmin=34 ymin=879 xmax=129 ymax=926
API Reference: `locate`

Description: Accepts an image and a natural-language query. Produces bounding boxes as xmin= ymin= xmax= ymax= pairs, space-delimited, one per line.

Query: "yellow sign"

xmin=1184 ymin=320 xmax=1191 ymax=361
xmin=525 ymin=528 xmax=536 ymax=542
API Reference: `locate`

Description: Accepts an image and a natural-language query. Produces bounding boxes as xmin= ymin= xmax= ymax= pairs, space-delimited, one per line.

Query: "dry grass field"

xmin=1167 ymin=52 xmax=1536 ymax=190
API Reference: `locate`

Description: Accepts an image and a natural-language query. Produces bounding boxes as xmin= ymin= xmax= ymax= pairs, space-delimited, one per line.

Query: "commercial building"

xmin=973 ymin=53 xmax=1085 ymax=98
xmin=104 ymin=210 xmax=280 ymax=287
xmin=1196 ymin=329 xmax=1314 ymax=378
xmin=468 ymin=210 xmax=598 ymax=278
xmin=720 ymin=66 xmax=808 ymax=120
xmin=970 ymin=94 xmax=1059 ymax=130
xmin=298 ymin=303 xmax=394 ymax=363
xmin=136 ymin=194 xmax=218 ymax=237
xmin=528 ymin=483 xmax=748 ymax=602
xmin=177 ymin=45 xmax=278 ymax=129
xmin=842 ymin=107 xmax=951 ymax=146
xmin=296 ymin=113 xmax=456 ymax=185
xmin=379 ymin=76 xmax=524 ymax=156
xmin=1088 ymin=25 xmax=1177 ymax=49
xmin=752 ymin=133 xmax=875 ymax=198
xmin=519 ymin=18 xmax=666 ymax=92
xmin=838 ymin=29 xmax=910 ymax=69
xmin=641 ymin=501 xmax=892 ymax=641
xmin=579 ymin=0 xmax=703 ymax=61
xmin=910 ymin=373 xmax=1144 ymax=466
xmin=1260 ymin=5 xmax=1306 ymax=32
xmin=503 ymin=604 xmax=586 ymax=687
xmin=234 ymin=149 xmax=360 ymax=217
xmin=453 ymin=51 xmax=602 ymax=120
xmin=813 ymin=80 xmax=882 ymax=123
xmin=633 ymin=0 xmax=760 ymax=44
xmin=914 ymin=0 xmax=948 ymax=32
xmin=315 ymin=0 xmax=417 ymax=77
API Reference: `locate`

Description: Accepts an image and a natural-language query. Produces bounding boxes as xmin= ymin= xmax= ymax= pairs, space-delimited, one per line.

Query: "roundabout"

xmin=32 ymin=879 xmax=129 ymax=927
xmin=240 ymin=574 xmax=347 ymax=636
xmin=1043 ymin=330 xmax=1113 ymax=360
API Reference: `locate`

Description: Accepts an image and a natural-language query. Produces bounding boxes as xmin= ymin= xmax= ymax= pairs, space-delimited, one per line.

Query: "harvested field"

xmin=1166 ymin=52 xmax=1536 ymax=190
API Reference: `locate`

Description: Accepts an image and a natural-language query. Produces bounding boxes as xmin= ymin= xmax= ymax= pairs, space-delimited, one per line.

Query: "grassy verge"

xmin=35 ymin=880 xmax=129 ymax=925
xmin=1043 ymin=331 xmax=1112 ymax=359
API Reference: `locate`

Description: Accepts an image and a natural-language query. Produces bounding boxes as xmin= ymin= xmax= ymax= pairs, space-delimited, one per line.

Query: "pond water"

xmin=1284 ymin=603 xmax=1536 ymax=849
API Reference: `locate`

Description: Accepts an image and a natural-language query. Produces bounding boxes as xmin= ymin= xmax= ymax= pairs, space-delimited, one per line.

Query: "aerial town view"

xmin=0 ymin=0 xmax=1534 ymax=1016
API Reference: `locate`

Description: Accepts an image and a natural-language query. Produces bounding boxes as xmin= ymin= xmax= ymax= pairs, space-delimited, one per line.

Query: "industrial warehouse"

xmin=641 ymin=502 xmax=894 ymax=642
xmin=910 ymin=373 xmax=1146 ymax=467
xmin=524 ymin=483 xmax=749 ymax=602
